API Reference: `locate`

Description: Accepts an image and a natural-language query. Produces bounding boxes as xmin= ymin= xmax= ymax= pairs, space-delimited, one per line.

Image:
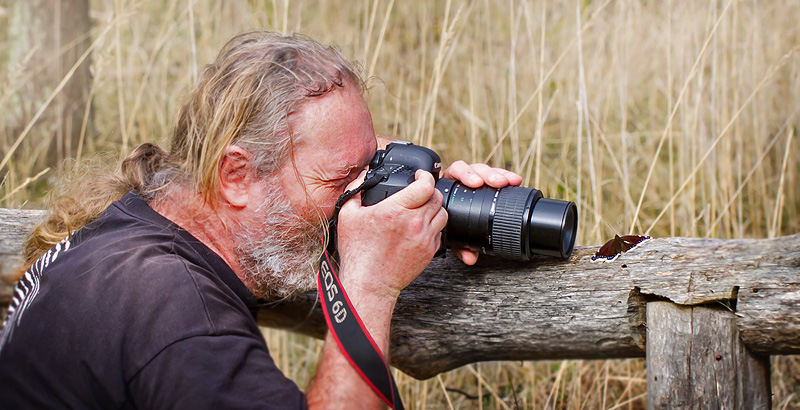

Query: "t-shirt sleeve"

xmin=126 ymin=334 xmax=309 ymax=410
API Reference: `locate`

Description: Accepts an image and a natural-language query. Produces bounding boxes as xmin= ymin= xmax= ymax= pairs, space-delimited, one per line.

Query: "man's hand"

xmin=307 ymin=169 xmax=446 ymax=410
xmin=336 ymin=169 xmax=447 ymax=299
xmin=308 ymin=161 xmax=519 ymax=409
xmin=441 ymin=160 xmax=523 ymax=265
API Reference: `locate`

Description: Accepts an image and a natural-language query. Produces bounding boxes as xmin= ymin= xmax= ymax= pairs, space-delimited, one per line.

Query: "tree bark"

xmin=1 ymin=208 xmax=799 ymax=380
xmin=0 ymin=208 xmax=43 ymax=292
xmin=259 ymin=234 xmax=800 ymax=379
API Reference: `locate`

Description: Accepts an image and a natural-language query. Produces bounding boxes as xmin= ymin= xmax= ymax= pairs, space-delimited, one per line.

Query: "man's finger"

xmin=338 ymin=190 xmax=362 ymax=214
xmin=463 ymin=163 xmax=510 ymax=188
xmin=430 ymin=203 xmax=448 ymax=232
xmin=336 ymin=170 xmax=369 ymax=215
xmin=442 ymin=161 xmax=522 ymax=189
xmin=442 ymin=160 xmax=483 ymax=187
xmin=497 ymin=169 xmax=523 ymax=186
xmin=452 ymin=248 xmax=479 ymax=265
xmin=345 ymin=169 xmax=368 ymax=191
xmin=384 ymin=170 xmax=436 ymax=209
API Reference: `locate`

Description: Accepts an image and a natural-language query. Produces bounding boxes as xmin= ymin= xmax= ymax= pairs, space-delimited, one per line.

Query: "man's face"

xmin=233 ymin=85 xmax=377 ymax=299
xmin=276 ymin=84 xmax=378 ymax=220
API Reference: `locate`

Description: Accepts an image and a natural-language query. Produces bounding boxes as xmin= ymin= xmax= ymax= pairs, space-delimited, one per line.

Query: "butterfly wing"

xmin=595 ymin=235 xmax=623 ymax=259
xmin=619 ymin=235 xmax=649 ymax=252
xmin=594 ymin=235 xmax=650 ymax=260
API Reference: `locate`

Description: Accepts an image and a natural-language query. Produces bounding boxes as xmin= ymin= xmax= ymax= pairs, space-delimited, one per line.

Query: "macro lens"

xmin=435 ymin=178 xmax=578 ymax=260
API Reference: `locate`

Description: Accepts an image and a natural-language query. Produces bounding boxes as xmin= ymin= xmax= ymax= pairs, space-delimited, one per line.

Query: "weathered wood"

xmin=646 ymin=301 xmax=771 ymax=410
xmin=257 ymin=234 xmax=800 ymax=379
xmin=0 ymin=209 xmax=45 ymax=298
xmin=1 ymin=208 xmax=799 ymax=379
xmin=646 ymin=301 xmax=692 ymax=407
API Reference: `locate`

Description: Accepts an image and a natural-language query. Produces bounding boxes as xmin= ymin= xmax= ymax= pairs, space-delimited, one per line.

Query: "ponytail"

xmin=119 ymin=143 xmax=170 ymax=195
xmin=20 ymin=144 xmax=170 ymax=272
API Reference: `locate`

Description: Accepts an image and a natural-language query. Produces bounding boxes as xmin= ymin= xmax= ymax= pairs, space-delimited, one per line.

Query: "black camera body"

xmin=362 ymin=142 xmax=578 ymax=260
xmin=362 ymin=142 xmax=441 ymax=206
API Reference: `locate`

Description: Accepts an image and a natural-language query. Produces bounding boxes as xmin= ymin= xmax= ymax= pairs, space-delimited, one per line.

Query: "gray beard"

xmin=233 ymin=187 xmax=326 ymax=300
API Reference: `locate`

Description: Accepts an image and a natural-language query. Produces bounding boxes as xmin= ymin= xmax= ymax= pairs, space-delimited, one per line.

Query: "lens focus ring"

xmin=491 ymin=186 xmax=531 ymax=259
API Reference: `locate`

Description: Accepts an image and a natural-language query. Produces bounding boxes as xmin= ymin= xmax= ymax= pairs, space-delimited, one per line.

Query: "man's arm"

xmin=305 ymin=283 xmax=399 ymax=408
xmin=306 ymin=163 xmax=521 ymax=409
xmin=306 ymin=170 xmax=444 ymax=409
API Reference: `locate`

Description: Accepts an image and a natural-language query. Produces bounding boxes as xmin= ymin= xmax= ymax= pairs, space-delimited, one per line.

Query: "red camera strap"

xmin=317 ymin=175 xmax=404 ymax=409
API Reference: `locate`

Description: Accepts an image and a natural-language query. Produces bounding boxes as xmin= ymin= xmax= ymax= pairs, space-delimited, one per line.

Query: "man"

xmin=0 ymin=31 xmax=521 ymax=408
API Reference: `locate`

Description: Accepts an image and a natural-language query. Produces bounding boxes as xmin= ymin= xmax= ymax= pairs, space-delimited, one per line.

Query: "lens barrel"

xmin=435 ymin=178 xmax=577 ymax=260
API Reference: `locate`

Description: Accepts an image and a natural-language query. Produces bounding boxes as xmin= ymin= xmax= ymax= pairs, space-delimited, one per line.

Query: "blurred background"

xmin=1 ymin=0 xmax=798 ymax=408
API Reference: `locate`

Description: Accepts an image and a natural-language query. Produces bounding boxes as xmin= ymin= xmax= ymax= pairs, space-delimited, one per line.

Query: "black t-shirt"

xmin=0 ymin=192 xmax=308 ymax=409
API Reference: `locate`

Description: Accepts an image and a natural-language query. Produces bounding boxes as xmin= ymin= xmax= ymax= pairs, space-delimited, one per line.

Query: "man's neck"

xmin=150 ymin=189 xmax=250 ymax=287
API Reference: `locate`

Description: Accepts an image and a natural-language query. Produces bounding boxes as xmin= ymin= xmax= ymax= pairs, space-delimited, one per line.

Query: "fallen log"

xmin=1 ymin=208 xmax=799 ymax=380
xmin=259 ymin=233 xmax=800 ymax=379
xmin=0 ymin=208 xmax=43 ymax=294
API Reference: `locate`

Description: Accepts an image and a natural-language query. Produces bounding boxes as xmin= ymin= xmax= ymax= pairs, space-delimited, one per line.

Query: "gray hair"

xmin=153 ymin=30 xmax=365 ymax=201
xmin=21 ymin=31 xmax=363 ymax=269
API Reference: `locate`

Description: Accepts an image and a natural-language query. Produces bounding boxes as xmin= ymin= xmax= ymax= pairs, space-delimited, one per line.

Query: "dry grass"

xmin=2 ymin=0 xmax=799 ymax=408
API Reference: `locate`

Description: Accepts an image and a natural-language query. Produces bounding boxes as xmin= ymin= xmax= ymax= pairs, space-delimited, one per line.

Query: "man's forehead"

xmin=315 ymin=136 xmax=375 ymax=172
xmin=306 ymin=88 xmax=371 ymax=126
xmin=288 ymin=87 xmax=377 ymax=175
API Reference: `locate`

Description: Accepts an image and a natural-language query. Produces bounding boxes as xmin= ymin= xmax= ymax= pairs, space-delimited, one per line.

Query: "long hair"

xmin=22 ymin=30 xmax=364 ymax=270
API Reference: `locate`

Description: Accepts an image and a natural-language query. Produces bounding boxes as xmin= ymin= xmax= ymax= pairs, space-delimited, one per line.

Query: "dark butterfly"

xmin=592 ymin=234 xmax=650 ymax=261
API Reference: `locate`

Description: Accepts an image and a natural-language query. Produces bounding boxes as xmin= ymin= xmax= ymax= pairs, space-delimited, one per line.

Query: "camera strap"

xmin=317 ymin=174 xmax=405 ymax=410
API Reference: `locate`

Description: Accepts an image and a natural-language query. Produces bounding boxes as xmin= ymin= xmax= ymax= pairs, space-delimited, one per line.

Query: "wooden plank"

xmin=647 ymin=302 xmax=771 ymax=410
xmin=646 ymin=301 xmax=692 ymax=408
xmin=690 ymin=307 xmax=771 ymax=409
xmin=258 ymin=234 xmax=800 ymax=379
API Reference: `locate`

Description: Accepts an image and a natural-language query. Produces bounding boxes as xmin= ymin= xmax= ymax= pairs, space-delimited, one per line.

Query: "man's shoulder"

xmin=56 ymin=201 xmax=211 ymax=295
xmin=17 ymin=193 xmax=256 ymax=343
xmin=0 ymin=199 xmax=269 ymax=409
xmin=62 ymin=217 xmax=251 ymax=331
xmin=63 ymin=193 xmax=231 ymax=297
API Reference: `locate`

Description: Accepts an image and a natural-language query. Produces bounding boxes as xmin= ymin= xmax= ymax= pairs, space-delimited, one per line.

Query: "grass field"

xmin=2 ymin=0 xmax=799 ymax=408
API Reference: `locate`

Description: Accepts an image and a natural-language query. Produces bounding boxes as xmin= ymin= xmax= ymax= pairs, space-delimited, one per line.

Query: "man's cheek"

xmin=312 ymin=191 xmax=340 ymax=221
xmin=319 ymin=202 xmax=336 ymax=221
xmin=300 ymin=198 xmax=336 ymax=224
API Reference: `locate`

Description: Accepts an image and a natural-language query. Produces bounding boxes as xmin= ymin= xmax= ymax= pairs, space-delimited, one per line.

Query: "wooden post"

xmin=646 ymin=301 xmax=771 ymax=409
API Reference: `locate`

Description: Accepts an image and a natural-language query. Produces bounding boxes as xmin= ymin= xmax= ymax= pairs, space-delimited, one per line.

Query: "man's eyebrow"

xmin=327 ymin=150 xmax=374 ymax=178
xmin=344 ymin=153 xmax=374 ymax=173
xmin=329 ymin=163 xmax=363 ymax=178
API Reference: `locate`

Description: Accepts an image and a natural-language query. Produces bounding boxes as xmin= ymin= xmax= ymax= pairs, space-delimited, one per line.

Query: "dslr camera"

xmin=362 ymin=142 xmax=578 ymax=260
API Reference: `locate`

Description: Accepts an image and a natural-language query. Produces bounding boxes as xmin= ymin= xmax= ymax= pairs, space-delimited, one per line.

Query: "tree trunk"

xmin=5 ymin=0 xmax=92 ymax=168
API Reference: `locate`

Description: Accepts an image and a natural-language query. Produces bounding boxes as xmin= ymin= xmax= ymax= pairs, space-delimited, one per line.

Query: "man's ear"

xmin=218 ymin=145 xmax=253 ymax=208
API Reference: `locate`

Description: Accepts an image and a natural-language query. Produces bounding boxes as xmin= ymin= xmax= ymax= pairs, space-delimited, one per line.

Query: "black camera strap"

xmin=317 ymin=175 xmax=405 ymax=410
